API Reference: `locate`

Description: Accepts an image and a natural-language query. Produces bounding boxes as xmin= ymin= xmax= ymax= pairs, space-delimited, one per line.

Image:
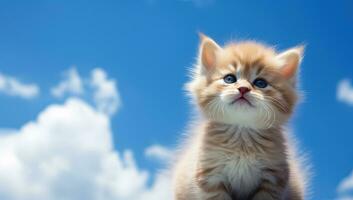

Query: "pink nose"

xmin=238 ymin=87 xmax=250 ymax=95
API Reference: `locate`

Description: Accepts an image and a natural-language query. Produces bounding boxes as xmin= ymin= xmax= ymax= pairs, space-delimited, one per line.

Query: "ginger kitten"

xmin=173 ymin=34 xmax=307 ymax=200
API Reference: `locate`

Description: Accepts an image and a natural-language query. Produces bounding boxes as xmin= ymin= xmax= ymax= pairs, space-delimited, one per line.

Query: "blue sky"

xmin=0 ymin=1 xmax=353 ymax=200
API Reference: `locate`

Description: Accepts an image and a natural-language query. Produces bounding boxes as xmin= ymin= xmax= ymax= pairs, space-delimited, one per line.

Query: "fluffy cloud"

xmin=51 ymin=68 xmax=83 ymax=98
xmin=337 ymin=79 xmax=353 ymax=106
xmin=145 ymin=144 xmax=174 ymax=162
xmin=90 ymin=68 xmax=120 ymax=116
xmin=0 ymin=98 xmax=172 ymax=200
xmin=336 ymin=79 xmax=353 ymax=199
xmin=338 ymin=170 xmax=353 ymax=193
xmin=51 ymin=68 xmax=120 ymax=116
xmin=336 ymin=170 xmax=353 ymax=200
xmin=0 ymin=72 xmax=39 ymax=99
xmin=0 ymin=68 xmax=172 ymax=200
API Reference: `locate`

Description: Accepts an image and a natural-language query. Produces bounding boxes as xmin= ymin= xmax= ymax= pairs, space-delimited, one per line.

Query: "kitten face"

xmin=187 ymin=35 xmax=303 ymax=129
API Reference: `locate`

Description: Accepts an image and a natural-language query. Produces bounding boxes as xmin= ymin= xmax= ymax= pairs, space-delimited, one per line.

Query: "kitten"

xmin=173 ymin=34 xmax=307 ymax=200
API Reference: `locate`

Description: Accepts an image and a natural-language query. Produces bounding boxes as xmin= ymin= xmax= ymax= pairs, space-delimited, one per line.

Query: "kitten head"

xmin=187 ymin=34 xmax=304 ymax=129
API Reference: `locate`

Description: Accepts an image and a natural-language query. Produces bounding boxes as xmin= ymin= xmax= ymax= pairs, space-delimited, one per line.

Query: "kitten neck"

xmin=206 ymin=120 xmax=281 ymax=133
xmin=204 ymin=120 xmax=285 ymax=150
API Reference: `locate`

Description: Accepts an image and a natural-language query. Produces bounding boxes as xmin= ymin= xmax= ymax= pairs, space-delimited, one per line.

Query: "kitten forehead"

xmin=220 ymin=41 xmax=279 ymax=70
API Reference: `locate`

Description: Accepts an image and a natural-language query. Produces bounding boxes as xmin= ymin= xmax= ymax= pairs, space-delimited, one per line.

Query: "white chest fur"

xmin=222 ymin=152 xmax=262 ymax=194
xmin=200 ymin=147 xmax=264 ymax=197
xmin=201 ymin=126 xmax=269 ymax=196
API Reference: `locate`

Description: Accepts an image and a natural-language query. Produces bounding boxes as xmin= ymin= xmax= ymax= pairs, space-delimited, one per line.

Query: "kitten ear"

xmin=276 ymin=46 xmax=304 ymax=79
xmin=198 ymin=33 xmax=222 ymax=72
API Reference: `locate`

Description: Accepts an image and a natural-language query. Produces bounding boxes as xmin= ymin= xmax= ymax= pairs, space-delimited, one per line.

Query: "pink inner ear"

xmin=278 ymin=47 xmax=303 ymax=79
xmin=200 ymin=38 xmax=220 ymax=71
xmin=202 ymin=47 xmax=216 ymax=70
xmin=281 ymin=63 xmax=297 ymax=78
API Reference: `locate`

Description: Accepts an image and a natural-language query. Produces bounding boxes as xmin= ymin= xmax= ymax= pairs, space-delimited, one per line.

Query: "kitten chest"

xmin=221 ymin=151 xmax=262 ymax=195
xmin=201 ymin=125 xmax=278 ymax=196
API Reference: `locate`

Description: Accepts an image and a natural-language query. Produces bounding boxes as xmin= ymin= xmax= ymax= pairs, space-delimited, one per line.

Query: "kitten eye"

xmin=223 ymin=74 xmax=237 ymax=84
xmin=253 ymin=78 xmax=268 ymax=88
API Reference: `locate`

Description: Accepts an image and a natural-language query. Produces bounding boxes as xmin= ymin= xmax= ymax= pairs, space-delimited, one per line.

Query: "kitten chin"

xmin=173 ymin=34 xmax=307 ymax=200
xmin=201 ymin=104 xmax=289 ymax=129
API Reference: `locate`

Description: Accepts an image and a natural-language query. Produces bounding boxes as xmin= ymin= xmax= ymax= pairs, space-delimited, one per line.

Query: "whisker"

xmin=266 ymin=98 xmax=287 ymax=113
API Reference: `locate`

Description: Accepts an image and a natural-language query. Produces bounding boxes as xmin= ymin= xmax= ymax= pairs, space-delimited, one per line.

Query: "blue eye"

xmin=223 ymin=74 xmax=237 ymax=84
xmin=253 ymin=78 xmax=268 ymax=88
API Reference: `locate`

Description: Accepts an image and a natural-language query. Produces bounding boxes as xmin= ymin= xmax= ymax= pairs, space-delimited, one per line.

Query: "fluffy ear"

xmin=198 ymin=33 xmax=222 ymax=72
xmin=276 ymin=46 xmax=304 ymax=79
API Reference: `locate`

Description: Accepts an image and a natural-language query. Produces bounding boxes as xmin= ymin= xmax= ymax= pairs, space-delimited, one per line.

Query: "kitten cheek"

xmin=247 ymin=92 xmax=264 ymax=105
xmin=219 ymin=92 xmax=237 ymax=104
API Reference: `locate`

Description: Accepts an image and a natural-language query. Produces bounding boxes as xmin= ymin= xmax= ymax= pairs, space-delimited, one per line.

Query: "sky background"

xmin=0 ymin=1 xmax=353 ymax=200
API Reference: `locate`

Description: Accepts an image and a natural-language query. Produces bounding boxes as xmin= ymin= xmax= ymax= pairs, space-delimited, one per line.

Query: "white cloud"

xmin=0 ymin=98 xmax=172 ymax=200
xmin=0 ymin=68 xmax=173 ymax=199
xmin=336 ymin=79 xmax=353 ymax=199
xmin=0 ymin=128 xmax=17 ymax=135
xmin=90 ymin=68 xmax=120 ymax=116
xmin=51 ymin=67 xmax=120 ymax=116
xmin=338 ymin=170 xmax=353 ymax=193
xmin=0 ymin=73 xmax=39 ymax=99
xmin=337 ymin=79 xmax=353 ymax=106
xmin=51 ymin=68 xmax=83 ymax=98
xmin=139 ymin=171 xmax=173 ymax=200
xmin=336 ymin=170 xmax=353 ymax=200
xmin=145 ymin=144 xmax=174 ymax=162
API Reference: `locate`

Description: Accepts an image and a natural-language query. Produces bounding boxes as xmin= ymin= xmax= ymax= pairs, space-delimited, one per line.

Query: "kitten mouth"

xmin=231 ymin=96 xmax=253 ymax=107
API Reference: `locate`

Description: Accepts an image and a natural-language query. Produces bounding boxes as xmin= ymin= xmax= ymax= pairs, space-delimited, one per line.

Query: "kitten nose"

xmin=238 ymin=87 xmax=250 ymax=95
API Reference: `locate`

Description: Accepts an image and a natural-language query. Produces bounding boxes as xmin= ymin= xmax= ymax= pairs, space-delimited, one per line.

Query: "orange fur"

xmin=173 ymin=35 xmax=306 ymax=200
